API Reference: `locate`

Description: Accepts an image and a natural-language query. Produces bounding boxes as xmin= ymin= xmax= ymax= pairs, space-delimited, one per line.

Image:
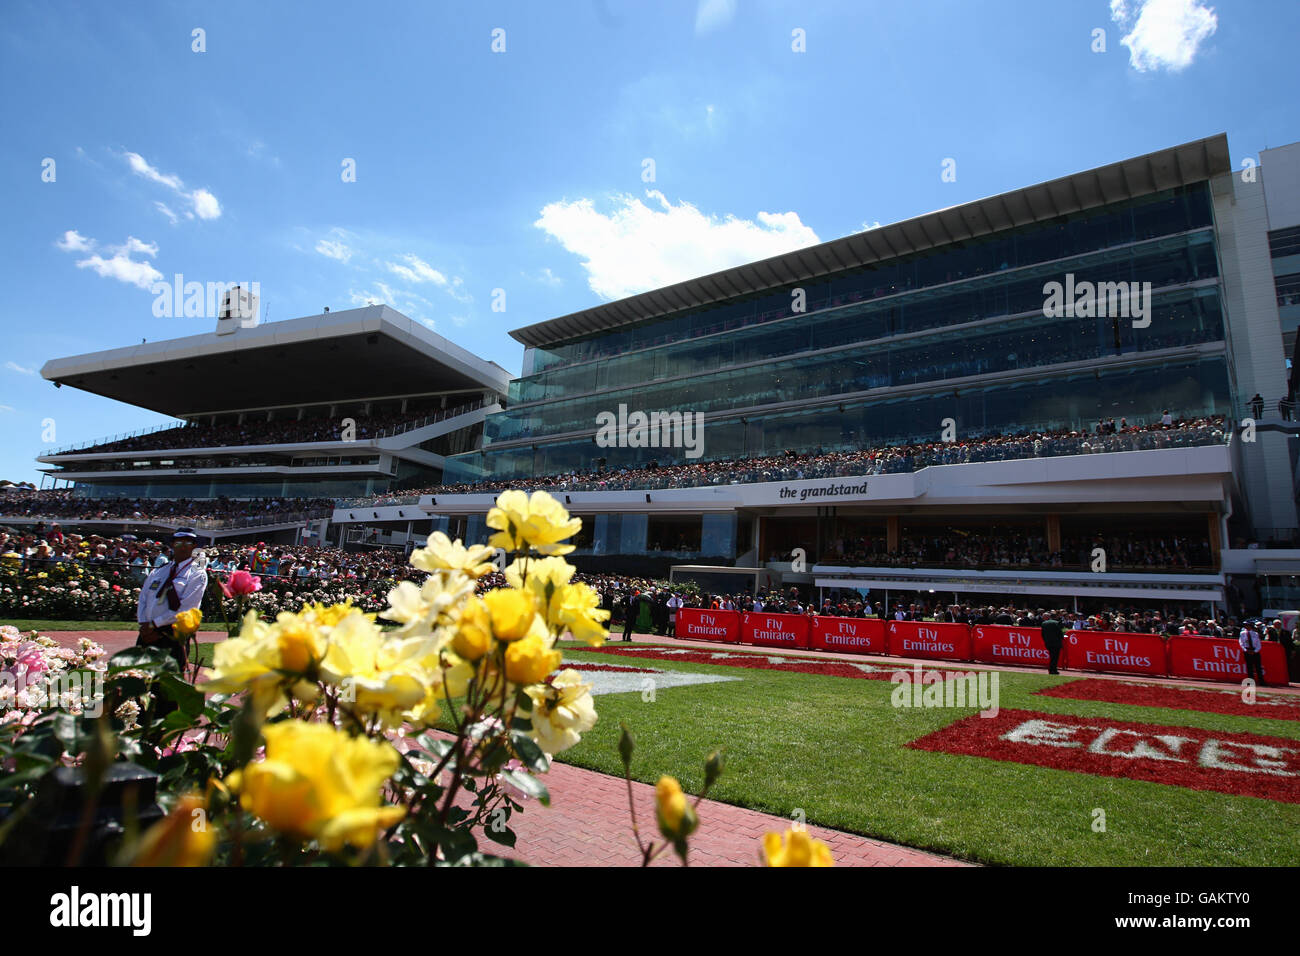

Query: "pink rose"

xmin=221 ymin=570 xmax=262 ymax=597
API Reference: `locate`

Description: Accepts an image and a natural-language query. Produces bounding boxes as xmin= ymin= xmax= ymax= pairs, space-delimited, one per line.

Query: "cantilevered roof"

xmin=41 ymin=305 xmax=511 ymax=417
xmin=511 ymin=134 xmax=1231 ymax=349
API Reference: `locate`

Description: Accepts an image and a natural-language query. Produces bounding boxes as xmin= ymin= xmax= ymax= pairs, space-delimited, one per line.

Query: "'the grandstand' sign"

xmin=777 ymin=481 xmax=869 ymax=501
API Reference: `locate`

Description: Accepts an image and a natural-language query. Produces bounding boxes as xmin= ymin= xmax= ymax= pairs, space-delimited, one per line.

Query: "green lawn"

xmin=549 ymin=642 xmax=1300 ymax=867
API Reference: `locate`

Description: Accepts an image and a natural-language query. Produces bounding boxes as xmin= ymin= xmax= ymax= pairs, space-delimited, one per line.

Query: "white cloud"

xmin=387 ymin=254 xmax=448 ymax=286
xmin=5 ymin=361 xmax=35 ymax=375
xmin=534 ymin=190 xmax=820 ymax=301
xmin=154 ymin=201 xmax=179 ymax=224
xmin=316 ymin=239 xmax=353 ymax=262
xmin=121 ymin=236 xmax=158 ymax=257
xmin=695 ymin=0 xmax=736 ymax=34
xmin=124 ymin=151 xmax=184 ymax=191
xmin=67 ymin=234 xmax=163 ymax=290
xmin=55 ymin=229 xmax=92 ymax=252
xmin=191 ymin=188 xmax=221 ymax=220
xmin=122 ymin=150 xmax=223 ymax=221
xmin=1111 ymin=0 xmax=1218 ymax=72
xmin=531 ymin=267 xmax=562 ymax=287
xmin=0 ymin=405 xmax=14 ymax=413
xmin=348 ymin=283 xmax=436 ymax=324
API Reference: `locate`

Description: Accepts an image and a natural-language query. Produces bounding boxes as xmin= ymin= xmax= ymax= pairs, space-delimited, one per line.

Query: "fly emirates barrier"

xmin=672 ymin=609 xmax=1290 ymax=684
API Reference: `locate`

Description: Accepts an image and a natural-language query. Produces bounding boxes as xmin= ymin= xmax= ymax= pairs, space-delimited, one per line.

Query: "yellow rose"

xmin=482 ymin=588 xmax=536 ymax=641
xmin=762 ymin=828 xmax=834 ymax=867
xmin=319 ymin=615 xmax=432 ymax=726
xmin=410 ymin=532 xmax=497 ymax=579
xmin=486 ymin=490 xmax=582 ymax=556
xmin=551 ymin=582 xmax=610 ymax=646
xmin=504 ymin=631 xmax=562 ymax=686
xmin=524 ymin=669 xmax=597 ymax=756
xmin=274 ymin=613 xmax=326 ymax=673
xmin=225 ymin=722 xmax=405 ymax=852
xmin=201 ymin=612 xmax=289 ymax=715
xmin=131 ymin=793 xmax=215 ymax=867
xmin=655 ymin=776 xmax=697 ymax=841
xmin=384 ymin=573 xmax=475 ymax=635
xmin=172 ymin=608 xmax=203 ymax=636
xmin=452 ymin=596 xmax=493 ymax=661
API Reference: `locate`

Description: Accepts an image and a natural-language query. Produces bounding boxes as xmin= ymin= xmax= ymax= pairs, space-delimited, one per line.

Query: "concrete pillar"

xmin=1046 ymin=514 xmax=1061 ymax=553
xmin=887 ymin=516 xmax=899 ymax=553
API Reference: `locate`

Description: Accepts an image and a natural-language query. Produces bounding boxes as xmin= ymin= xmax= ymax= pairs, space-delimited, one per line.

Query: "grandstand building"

xmin=335 ymin=133 xmax=1300 ymax=615
xmin=27 ymin=305 xmax=508 ymax=541
xmin=20 ymin=134 xmax=1300 ymax=615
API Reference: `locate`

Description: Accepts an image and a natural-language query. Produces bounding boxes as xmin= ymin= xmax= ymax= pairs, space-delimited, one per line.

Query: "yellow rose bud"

xmin=453 ymin=597 xmax=493 ymax=661
xmin=762 ymin=827 xmax=834 ymax=867
xmin=483 ymin=588 xmax=536 ymax=641
xmin=172 ymin=608 xmax=203 ymax=636
xmin=504 ymin=632 xmax=562 ymax=686
xmin=132 ymin=793 xmax=215 ymax=867
xmin=655 ymin=775 xmax=697 ymax=842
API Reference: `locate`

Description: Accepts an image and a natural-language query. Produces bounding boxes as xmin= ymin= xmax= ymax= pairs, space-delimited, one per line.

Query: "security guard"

xmin=1040 ymin=611 xmax=1065 ymax=675
xmin=136 ymin=528 xmax=207 ymax=671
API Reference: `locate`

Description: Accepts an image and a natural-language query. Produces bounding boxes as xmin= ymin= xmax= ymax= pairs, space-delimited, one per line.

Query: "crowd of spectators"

xmin=0 ymin=492 xmax=334 ymax=526
xmin=815 ymin=528 xmax=1215 ymax=571
xmin=3 ymin=529 xmax=1291 ymax=671
xmin=371 ymin=415 xmax=1227 ymax=501
xmin=55 ymin=398 xmax=486 ymax=455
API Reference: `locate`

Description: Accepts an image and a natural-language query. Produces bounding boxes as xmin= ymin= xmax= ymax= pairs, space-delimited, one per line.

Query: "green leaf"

xmin=501 ymin=769 xmax=550 ymax=807
xmin=483 ymin=824 xmax=516 ymax=848
xmin=52 ymin=712 xmax=79 ymax=751
xmin=107 ymin=646 xmax=179 ymax=674
xmin=509 ymin=730 xmax=549 ymax=773
xmin=437 ymin=826 xmax=477 ymax=863
xmin=157 ymin=673 xmax=204 ymax=717
xmin=415 ymin=734 xmax=454 ymax=760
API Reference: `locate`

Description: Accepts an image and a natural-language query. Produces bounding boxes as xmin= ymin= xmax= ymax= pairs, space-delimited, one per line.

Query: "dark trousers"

xmin=136 ymin=624 xmax=188 ymax=717
xmin=622 ymin=611 xmax=634 ymax=640
xmin=1044 ymin=641 xmax=1062 ymax=674
xmin=136 ymin=624 xmax=188 ymax=670
xmin=1244 ymin=651 xmax=1263 ymax=684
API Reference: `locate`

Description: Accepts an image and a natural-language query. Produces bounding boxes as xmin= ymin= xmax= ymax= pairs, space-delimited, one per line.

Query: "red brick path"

xmin=463 ymin=756 xmax=969 ymax=867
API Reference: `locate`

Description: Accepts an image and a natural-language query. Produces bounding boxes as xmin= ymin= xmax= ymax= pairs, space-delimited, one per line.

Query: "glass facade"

xmin=527 ymin=183 xmax=1214 ymax=372
xmin=447 ymin=357 xmax=1230 ymax=481
xmin=445 ymin=182 xmax=1233 ymax=484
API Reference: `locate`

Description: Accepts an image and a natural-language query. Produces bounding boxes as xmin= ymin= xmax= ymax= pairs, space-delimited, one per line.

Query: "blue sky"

xmin=1 ymin=0 xmax=1295 ymax=484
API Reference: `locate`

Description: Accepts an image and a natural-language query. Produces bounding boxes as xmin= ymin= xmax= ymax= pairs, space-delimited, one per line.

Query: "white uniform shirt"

xmin=137 ymin=558 xmax=207 ymax=628
xmin=1238 ymin=627 xmax=1262 ymax=653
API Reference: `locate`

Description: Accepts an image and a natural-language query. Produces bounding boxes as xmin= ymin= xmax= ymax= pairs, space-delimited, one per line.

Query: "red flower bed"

xmin=585 ymin=645 xmax=965 ymax=682
xmin=908 ymin=708 xmax=1300 ymax=804
xmin=1037 ymin=678 xmax=1300 ymax=722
